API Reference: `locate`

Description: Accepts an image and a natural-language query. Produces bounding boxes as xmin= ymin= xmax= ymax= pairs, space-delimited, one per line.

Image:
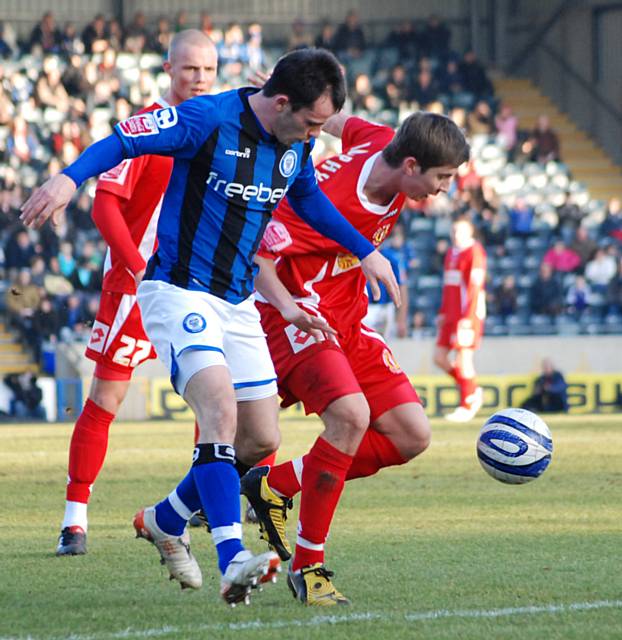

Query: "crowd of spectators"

xmin=0 ymin=9 xmax=620 ymax=367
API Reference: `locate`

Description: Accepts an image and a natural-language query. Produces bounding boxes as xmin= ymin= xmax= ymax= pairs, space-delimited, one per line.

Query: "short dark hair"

xmin=382 ymin=112 xmax=470 ymax=173
xmin=262 ymin=48 xmax=346 ymax=112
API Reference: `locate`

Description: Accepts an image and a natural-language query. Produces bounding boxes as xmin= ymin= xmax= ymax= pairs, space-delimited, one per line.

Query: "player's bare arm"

xmin=20 ymin=173 xmax=77 ymax=229
xmin=254 ymin=255 xmax=337 ymax=342
xmin=321 ymin=112 xmax=350 ymax=139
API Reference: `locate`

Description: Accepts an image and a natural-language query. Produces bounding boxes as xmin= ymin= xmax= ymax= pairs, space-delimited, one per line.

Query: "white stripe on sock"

xmin=62 ymin=501 xmax=88 ymax=531
xmin=211 ymin=523 xmax=243 ymax=546
xmin=296 ymin=534 xmax=324 ymax=551
xmin=167 ymin=490 xmax=194 ymax=521
xmin=292 ymin=456 xmax=304 ymax=486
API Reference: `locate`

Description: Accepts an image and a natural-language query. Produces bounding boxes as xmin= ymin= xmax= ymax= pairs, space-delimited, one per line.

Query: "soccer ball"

xmin=476 ymin=408 xmax=553 ymax=484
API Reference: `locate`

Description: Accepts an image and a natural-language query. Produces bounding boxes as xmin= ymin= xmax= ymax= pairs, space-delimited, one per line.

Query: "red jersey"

xmin=95 ymin=100 xmax=173 ymax=294
xmin=439 ymin=242 xmax=487 ymax=322
xmin=257 ymin=117 xmax=404 ymax=332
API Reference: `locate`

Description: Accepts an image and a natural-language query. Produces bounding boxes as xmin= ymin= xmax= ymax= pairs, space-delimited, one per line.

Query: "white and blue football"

xmin=477 ymin=408 xmax=553 ymax=484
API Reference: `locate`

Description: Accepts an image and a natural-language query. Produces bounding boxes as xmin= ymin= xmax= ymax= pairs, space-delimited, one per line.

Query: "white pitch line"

xmin=2 ymin=599 xmax=621 ymax=640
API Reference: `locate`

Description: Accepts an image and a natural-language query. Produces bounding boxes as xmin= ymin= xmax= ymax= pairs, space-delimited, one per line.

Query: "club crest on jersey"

xmin=332 ymin=253 xmax=360 ymax=276
xmin=182 ymin=313 xmax=206 ymax=334
xmin=279 ymin=150 xmax=297 ymax=177
xmin=262 ymin=220 xmax=292 ymax=252
xmin=118 ymin=113 xmax=158 ymax=137
xmin=382 ymin=348 xmax=402 ymax=374
xmin=373 ymin=223 xmax=391 ymax=246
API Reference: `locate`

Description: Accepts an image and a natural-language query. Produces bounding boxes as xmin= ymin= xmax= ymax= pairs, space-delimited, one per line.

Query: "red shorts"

xmin=257 ymin=302 xmax=420 ymax=421
xmin=436 ymin=318 xmax=483 ymax=350
xmin=85 ymin=290 xmax=156 ymax=380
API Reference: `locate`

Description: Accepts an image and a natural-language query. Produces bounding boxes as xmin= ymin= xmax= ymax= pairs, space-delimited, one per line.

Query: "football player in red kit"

xmin=434 ymin=216 xmax=487 ymax=422
xmin=56 ymin=30 xmax=218 ymax=555
xmin=241 ymin=112 xmax=469 ymax=604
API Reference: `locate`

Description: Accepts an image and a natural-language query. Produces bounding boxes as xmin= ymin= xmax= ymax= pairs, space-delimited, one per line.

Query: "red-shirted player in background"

xmin=56 ymin=30 xmax=218 ymax=556
xmin=434 ymin=216 xmax=487 ymax=422
xmin=240 ymin=112 xmax=469 ymax=604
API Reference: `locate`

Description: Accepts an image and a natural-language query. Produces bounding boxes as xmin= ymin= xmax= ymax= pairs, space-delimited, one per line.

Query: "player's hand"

xmin=20 ymin=174 xmax=77 ymax=229
xmin=248 ymin=70 xmax=271 ymax=88
xmin=361 ymin=250 xmax=401 ymax=308
xmin=280 ymin=304 xmax=337 ymax=343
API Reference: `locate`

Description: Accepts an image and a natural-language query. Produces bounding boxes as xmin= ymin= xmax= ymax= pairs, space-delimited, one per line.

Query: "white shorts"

xmin=137 ymin=280 xmax=277 ymax=400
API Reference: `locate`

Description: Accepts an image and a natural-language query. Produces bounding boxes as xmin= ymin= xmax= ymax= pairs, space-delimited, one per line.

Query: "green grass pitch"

xmin=1 ymin=414 xmax=621 ymax=639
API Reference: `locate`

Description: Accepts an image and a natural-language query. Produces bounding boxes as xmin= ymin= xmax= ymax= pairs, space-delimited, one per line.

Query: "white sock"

xmin=62 ymin=501 xmax=88 ymax=531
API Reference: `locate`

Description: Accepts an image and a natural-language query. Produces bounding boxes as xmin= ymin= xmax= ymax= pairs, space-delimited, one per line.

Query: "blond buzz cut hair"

xmin=167 ymin=29 xmax=215 ymax=63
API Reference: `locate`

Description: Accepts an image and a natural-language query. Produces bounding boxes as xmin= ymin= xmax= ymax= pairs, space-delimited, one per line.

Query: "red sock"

xmin=255 ymin=451 xmax=277 ymax=467
xmin=267 ymin=457 xmax=303 ymax=498
xmin=448 ymin=365 xmax=461 ymax=383
xmin=293 ymin=437 xmax=352 ymax=571
xmin=459 ymin=376 xmax=477 ymax=406
xmin=66 ymin=399 xmax=115 ymax=503
xmin=346 ymin=429 xmax=407 ymax=480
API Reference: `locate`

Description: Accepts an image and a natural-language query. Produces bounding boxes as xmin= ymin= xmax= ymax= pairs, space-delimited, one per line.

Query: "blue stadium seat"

xmin=530 ymin=314 xmax=556 ymax=335
xmin=556 ymin=315 xmax=581 ymax=335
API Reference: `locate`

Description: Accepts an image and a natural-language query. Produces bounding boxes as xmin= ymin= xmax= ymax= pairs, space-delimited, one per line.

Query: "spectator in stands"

xmin=350 ymin=73 xmax=382 ymax=114
xmin=556 ymin=191 xmax=585 ymax=242
xmin=384 ymin=20 xmax=418 ymax=62
xmin=467 ymin=100 xmax=495 ymax=137
xmin=58 ymin=294 xmax=88 ymax=338
xmin=411 ymin=67 xmax=439 ymax=109
xmin=106 ymin=18 xmax=124 ymax=51
xmin=478 ymin=206 xmax=507 ymax=247
xmin=32 ymin=295 xmax=60 ymax=363
xmin=35 ymin=56 xmax=71 ymax=115
xmin=459 ymin=50 xmax=493 ymax=99
xmin=419 ymin=14 xmax=451 ymax=62
xmin=439 ymin=59 xmax=468 ymax=110
xmin=333 ymin=9 xmax=366 ymax=59
xmin=69 ymin=256 xmax=102 ymax=293
xmin=5 ymin=269 xmax=41 ymax=342
xmin=199 ymin=12 xmax=222 ymax=44
xmin=4 ymin=230 xmax=36 ymax=273
xmin=57 ymin=241 xmax=76 ymax=278
xmin=522 ymin=358 xmax=568 ymax=413
xmin=152 ymin=16 xmax=173 ymax=55
xmin=430 ymin=237 xmax=450 ymax=275
xmin=287 ymin=17 xmax=313 ymax=51
xmin=124 ymin=11 xmax=151 ymax=54
xmin=524 ymin=114 xmax=560 ymax=163
xmin=7 ymin=116 xmax=39 ymax=166
xmin=606 ymin=257 xmax=622 ymax=315
xmin=410 ymin=310 xmax=428 ymax=339
xmin=246 ymin=23 xmax=266 ymax=72
xmin=218 ymin=23 xmax=248 ymax=78
xmin=565 ymin=274 xmax=592 ymax=317
xmin=60 ymin=22 xmax=84 ymax=57
xmin=0 ymin=22 xmax=14 ymax=59
xmin=495 ymin=103 xmax=518 ymax=155
xmin=174 ymin=10 xmax=189 ymax=33
xmin=30 ymin=255 xmax=46 ymax=287
xmin=492 ymin=274 xmax=518 ymax=319
xmin=29 ymin=12 xmax=62 ymax=55
xmin=81 ymin=14 xmax=107 ymax=55
xmin=530 ymin=262 xmax=563 ymax=317
xmin=43 ymin=256 xmax=74 ymax=298
xmin=315 ymin=19 xmax=336 ymax=51
xmin=569 ymin=226 xmax=597 ymax=269
xmin=382 ymin=64 xmax=412 ymax=111
xmin=585 ymin=247 xmax=616 ymax=296
xmin=508 ymin=197 xmax=535 ymax=237
xmin=542 ymin=239 xmax=581 ymax=273
xmin=601 ymin=197 xmax=622 ymax=243
xmin=4 ymin=372 xmax=46 ymax=420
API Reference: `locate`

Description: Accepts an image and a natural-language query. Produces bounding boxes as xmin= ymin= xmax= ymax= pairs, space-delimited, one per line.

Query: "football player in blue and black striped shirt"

xmin=21 ymin=48 xmax=400 ymax=605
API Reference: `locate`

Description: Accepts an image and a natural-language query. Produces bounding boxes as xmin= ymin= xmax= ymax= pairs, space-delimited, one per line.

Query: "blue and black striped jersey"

xmin=114 ymin=87 xmax=320 ymax=304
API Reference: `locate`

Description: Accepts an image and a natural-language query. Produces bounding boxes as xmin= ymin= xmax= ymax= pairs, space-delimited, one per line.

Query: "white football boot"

xmin=133 ymin=506 xmax=203 ymax=589
xmin=220 ymin=550 xmax=280 ymax=606
xmin=445 ymin=387 xmax=483 ymax=422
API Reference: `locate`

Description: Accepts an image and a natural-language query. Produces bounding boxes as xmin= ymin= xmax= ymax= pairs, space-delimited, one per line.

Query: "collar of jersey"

xmin=238 ymin=86 xmax=278 ymax=144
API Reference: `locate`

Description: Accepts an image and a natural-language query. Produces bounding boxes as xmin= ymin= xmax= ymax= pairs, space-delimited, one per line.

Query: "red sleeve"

xmin=95 ymin=155 xmax=149 ymax=200
xmin=91 ymin=190 xmax=146 ymax=275
xmin=464 ymin=243 xmax=487 ymax=320
xmin=341 ymin=117 xmax=394 ymax=153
